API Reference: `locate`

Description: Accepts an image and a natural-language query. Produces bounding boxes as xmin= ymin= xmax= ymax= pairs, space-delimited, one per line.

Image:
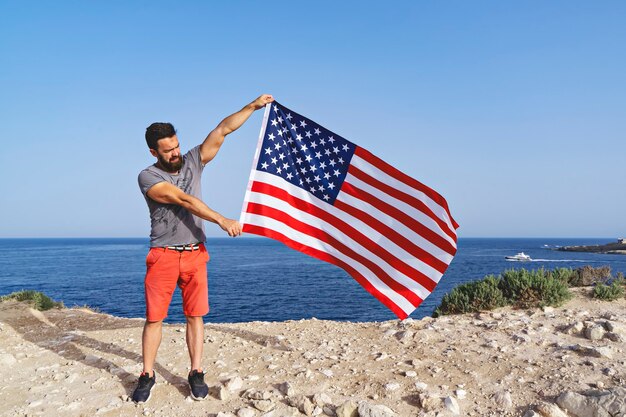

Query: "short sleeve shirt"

xmin=138 ymin=145 xmax=206 ymax=247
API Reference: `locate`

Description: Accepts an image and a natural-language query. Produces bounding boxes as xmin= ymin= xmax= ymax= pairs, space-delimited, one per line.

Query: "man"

xmin=133 ymin=94 xmax=274 ymax=403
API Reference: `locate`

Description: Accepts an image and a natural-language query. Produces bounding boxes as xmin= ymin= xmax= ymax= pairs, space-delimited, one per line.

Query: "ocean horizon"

xmin=1 ymin=237 xmax=624 ymax=323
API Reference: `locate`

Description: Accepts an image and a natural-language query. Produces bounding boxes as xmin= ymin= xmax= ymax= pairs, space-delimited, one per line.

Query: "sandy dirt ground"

xmin=0 ymin=289 xmax=624 ymax=417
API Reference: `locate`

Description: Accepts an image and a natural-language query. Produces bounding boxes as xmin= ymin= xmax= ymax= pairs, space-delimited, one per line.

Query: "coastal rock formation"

xmin=0 ymin=288 xmax=624 ymax=416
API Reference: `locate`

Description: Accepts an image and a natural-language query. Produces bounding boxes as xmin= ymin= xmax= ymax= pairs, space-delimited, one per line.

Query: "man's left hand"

xmin=252 ymin=94 xmax=274 ymax=110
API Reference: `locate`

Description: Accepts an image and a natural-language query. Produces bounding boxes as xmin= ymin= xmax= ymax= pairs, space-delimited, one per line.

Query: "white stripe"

xmin=337 ymin=190 xmax=454 ymax=267
xmin=244 ymin=187 xmax=433 ymax=301
xmin=240 ymin=103 xmax=272 ymax=225
xmin=345 ymin=172 xmax=457 ymax=249
xmin=351 ymin=154 xmax=456 ymax=233
xmin=242 ymin=212 xmax=417 ymax=316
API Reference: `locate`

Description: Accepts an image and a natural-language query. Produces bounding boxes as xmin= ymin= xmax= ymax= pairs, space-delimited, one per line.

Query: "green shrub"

xmin=433 ymin=275 xmax=507 ymax=317
xmin=593 ymin=279 xmax=625 ymax=301
xmin=499 ymin=268 xmax=572 ymax=309
xmin=0 ymin=290 xmax=64 ymax=311
xmin=549 ymin=267 xmax=576 ymax=284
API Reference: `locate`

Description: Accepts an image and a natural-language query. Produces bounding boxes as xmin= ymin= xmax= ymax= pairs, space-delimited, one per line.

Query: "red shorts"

xmin=144 ymin=244 xmax=210 ymax=321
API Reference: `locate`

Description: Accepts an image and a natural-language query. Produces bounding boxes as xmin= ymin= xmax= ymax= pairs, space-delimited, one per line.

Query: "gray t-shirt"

xmin=138 ymin=145 xmax=206 ymax=247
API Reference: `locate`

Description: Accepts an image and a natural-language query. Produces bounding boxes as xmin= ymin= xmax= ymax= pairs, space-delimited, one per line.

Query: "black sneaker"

xmin=132 ymin=372 xmax=156 ymax=403
xmin=188 ymin=369 xmax=208 ymax=400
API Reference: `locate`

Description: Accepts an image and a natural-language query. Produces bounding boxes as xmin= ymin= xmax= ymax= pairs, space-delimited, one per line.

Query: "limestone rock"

xmin=493 ymin=391 xmax=512 ymax=408
xmin=0 ymin=353 xmax=17 ymax=366
xmin=279 ymin=381 xmax=296 ymax=397
xmin=444 ymin=396 xmax=460 ymax=415
xmin=226 ymin=376 xmax=244 ymax=392
xmin=536 ymin=402 xmax=568 ymax=417
xmin=357 ymin=402 xmax=397 ymax=417
xmin=419 ymin=393 xmax=442 ymax=411
xmin=336 ymin=400 xmax=358 ymax=417
xmin=252 ymin=399 xmax=275 ymax=412
xmin=585 ymin=325 xmax=606 ymax=341
xmin=237 ymin=408 xmax=256 ymax=417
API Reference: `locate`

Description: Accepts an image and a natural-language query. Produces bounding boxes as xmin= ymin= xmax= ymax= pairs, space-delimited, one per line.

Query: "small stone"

xmin=252 ymin=399 xmax=275 ymax=412
xmin=312 ymin=393 xmax=332 ymax=406
xmin=493 ymin=391 xmax=512 ymax=408
xmin=320 ymin=369 xmax=333 ymax=378
xmin=357 ymin=402 xmax=397 ymax=417
xmin=585 ymin=325 xmax=606 ymax=341
xmin=419 ymin=393 xmax=442 ymax=411
xmin=226 ymin=376 xmax=243 ymax=392
xmin=279 ymin=381 xmax=296 ymax=397
xmin=536 ymin=402 xmax=568 ymax=417
xmin=237 ymin=408 xmax=256 ymax=417
xmin=384 ymin=382 xmax=400 ymax=392
xmin=522 ymin=410 xmax=540 ymax=417
xmin=404 ymin=370 xmax=417 ymax=378
xmin=335 ymin=400 xmax=358 ymax=417
xmin=414 ymin=381 xmax=428 ymax=391
xmin=444 ymin=396 xmax=460 ymax=415
xmin=455 ymin=389 xmax=466 ymax=399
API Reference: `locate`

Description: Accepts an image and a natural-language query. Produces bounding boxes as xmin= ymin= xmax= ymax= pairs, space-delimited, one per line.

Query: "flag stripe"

xmin=336 ymin=191 xmax=454 ymax=266
xmin=348 ymin=162 xmax=458 ymax=242
xmin=246 ymin=171 xmax=444 ymax=284
xmin=243 ymin=203 xmax=423 ymax=310
xmin=354 ymin=147 xmax=459 ymax=229
xmin=333 ymin=197 xmax=449 ymax=274
xmin=242 ymin=223 xmax=411 ymax=319
xmin=340 ymin=180 xmax=457 ymax=256
xmin=248 ymin=181 xmax=437 ymax=293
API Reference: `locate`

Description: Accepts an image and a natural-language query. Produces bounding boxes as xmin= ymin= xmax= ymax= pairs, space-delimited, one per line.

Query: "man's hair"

xmin=145 ymin=122 xmax=176 ymax=150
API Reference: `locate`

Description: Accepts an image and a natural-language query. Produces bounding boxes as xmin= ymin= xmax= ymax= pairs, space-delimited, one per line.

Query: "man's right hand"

xmin=218 ymin=218 xmax=242 ymax=237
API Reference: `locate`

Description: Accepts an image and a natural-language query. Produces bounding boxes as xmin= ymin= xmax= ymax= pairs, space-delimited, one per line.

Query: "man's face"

xmin=151 ymin=135 xmax=182 ymax=172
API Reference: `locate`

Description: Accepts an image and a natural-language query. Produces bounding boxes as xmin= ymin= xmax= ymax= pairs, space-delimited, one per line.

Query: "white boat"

xmin=505 ymin=252 xmax=532 ymax=261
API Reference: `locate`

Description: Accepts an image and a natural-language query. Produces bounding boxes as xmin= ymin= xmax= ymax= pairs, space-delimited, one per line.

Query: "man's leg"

xmin=142 ymin=320 xmax=163 ymax=375
xmin=186 ymin=315 xmax=204 ymax=372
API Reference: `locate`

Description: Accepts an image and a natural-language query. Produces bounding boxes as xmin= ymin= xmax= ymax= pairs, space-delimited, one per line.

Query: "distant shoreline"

xmin=556 ymin=241 xmax=626 ymax=255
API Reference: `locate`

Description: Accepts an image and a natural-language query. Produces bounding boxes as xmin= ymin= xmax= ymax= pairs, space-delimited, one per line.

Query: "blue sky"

xmin=1 ymin=1 xmax=624 ymax=238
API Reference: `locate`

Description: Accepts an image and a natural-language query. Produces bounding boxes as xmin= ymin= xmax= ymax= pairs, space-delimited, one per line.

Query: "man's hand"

xmin=251 ymin=94 xmax=274 ymax=110
xmin=218 ymin=218 xmax=242 ymax=237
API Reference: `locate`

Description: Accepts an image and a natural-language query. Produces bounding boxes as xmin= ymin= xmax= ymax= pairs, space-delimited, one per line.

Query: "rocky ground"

xmin=0 ymin=288 xmax=624 ymax=417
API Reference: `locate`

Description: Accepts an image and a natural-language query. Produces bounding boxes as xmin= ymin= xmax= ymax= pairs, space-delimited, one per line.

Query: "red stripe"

xmin=334 ymin=198 xmax=452 ymax=273
xmin=349 ymin=164 xmax=458 ymax=242
xmin=242 ymin=223 xmax=412 ymax=319
xmin=249 ymin=181 xmax=438 ymax=292
xmin=340 ymin=181 xmax=457 ymax=256
xmin=355 ymin=147 xmax=459 ymax=229
xmin=244 ymin=197 xmax=424 ymax=306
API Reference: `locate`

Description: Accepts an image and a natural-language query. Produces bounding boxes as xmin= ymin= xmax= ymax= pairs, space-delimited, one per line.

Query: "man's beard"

xmin=157 ymin=154 xmax=183 ymax=172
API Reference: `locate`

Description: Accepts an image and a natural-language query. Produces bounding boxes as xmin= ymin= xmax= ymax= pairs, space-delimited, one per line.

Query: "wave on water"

xmin=529 ymin=258 xmax=602 ymax=263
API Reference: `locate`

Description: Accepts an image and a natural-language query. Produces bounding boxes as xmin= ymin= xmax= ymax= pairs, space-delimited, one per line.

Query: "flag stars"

xmin=314 ymin=128 xmax=321 ymax=135
xmin=264 ymin=147 xmax=272 ymax=155
xmin=282 ymin=162 xmax=289 ymax=170
xmin=305 ymin=154 xmax=313 ymax=163
xmin=328 ymin=136 xmax=335 ymax=144
xmin=305 ymin=131 xmax=312 ymax=139
xmin=342 ymin=144 xmax=349 ymax=152
xmin=261 ymin=162 xmax=269 ymax=170
xmin=296 ymin=157 xmax=303 ymax=165
xmin=300 ymin=120 xmax=307 ymax=128
xmin=323 ymin=194 xmax=330 ymax=201
xmin=278 ymin=153 xmax=286 ymax=160
xmin=333 ymin=146 xmax=340 ymax=154
xmin=338 ymin=157 xmax=345 ymax=164
xmin=274 ymin=143 xmax=281 ymax=150
xmin=286 ymin=113 xmax=293 ymax=120
xmin=268 ymin=133 xmax=275 ymax=141
xmin=333 ymin=169 xmax=341 ymax=177
xmin=296 ymin=134 xmax=303 ymax=141
xmin=310 ymin=141 xmax=318 ymax=149
xmin=328 ymin=183 xmax=335 ymax=190
xmin=329 ymin=159 xmax=336 ymax=167
xmin=291 ymin=124 xmax=298 ymax=132
xmin=286 ymin=172 xmax=294 ymax=180
xmin=320 ymin=137 xmax=326 ymax=145
xmin=271 ymin=157 xmax=278 ymax=165
xmin=314 ymin=175 xmax=321 ymax=182
xmin=315 ymin=151 xmax=322 ymax=159
xmin=277 ymin=116 xmax=283 ymax=124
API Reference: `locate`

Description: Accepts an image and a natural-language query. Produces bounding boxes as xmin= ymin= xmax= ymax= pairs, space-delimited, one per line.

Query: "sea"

xmin=0 ymin=238 xmax=624 ymax=323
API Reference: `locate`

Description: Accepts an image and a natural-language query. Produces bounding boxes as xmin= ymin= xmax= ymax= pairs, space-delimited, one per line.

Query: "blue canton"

xmin=256 ymin=102 xmax=356 ymax=205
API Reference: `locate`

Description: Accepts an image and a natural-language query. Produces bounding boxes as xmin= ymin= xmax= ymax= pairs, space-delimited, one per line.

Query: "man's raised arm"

xmin=146 ymin=182 xmax=242 ymax=237
xmin=200 ymin=94 xmax=274 ymax=165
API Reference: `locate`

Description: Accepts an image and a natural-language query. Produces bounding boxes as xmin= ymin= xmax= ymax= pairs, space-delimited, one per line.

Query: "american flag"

xmin=240 ymin=102 xmax=459 ymax=319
